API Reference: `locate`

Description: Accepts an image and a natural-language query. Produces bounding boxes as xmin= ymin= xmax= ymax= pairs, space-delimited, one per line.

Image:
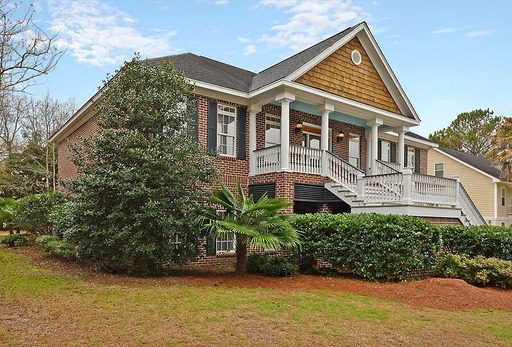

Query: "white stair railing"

xmin=325 ymin=151 xmax=363 ymax=193
xmin=362 ymin=173 xmax=403 ymax=203
xmin=458 ymin=184 xmax=486 ymax=225
xmin=374 ymin=160 xmax=399 ymax=175
xmin=254 ymin=145 xmax=280 ymax=175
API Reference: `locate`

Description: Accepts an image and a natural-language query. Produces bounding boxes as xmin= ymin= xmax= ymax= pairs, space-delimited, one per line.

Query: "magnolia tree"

xmin=61 ymin=56 xmax=217 ymax=274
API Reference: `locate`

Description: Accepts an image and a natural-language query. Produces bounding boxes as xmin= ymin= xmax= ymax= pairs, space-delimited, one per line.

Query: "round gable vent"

xmin=351 ymin=49 xmax=362 ymax=65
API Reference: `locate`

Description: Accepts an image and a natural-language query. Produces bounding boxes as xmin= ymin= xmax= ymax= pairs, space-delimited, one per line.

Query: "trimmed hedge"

xmin=439 ymin=225 xmax=512 ymax=260
xmin=36 ymin=235 xmax=76 ymax=259
xmin=436 ymin=253 xmax=512 ymax=289
xmin=247 ymin=254 xmax=297 ymax=277
xmin=0 ymin=234 xmax=26 ymax=247
xmin=291 ymin=213 xmax=440 ymax=281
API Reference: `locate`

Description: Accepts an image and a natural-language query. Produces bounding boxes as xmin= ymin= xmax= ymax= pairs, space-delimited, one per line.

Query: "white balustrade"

xmin=374 ymin=160 xmax=399 ymax=175
xmin=325 ymin=151 xmax=362 ymax=192
xmin=289 ymin=145 xmax=323 ymax=175
xmin=411 ymin=174 xmax=457 ymax=206
xmin=363 ymin=173 xmax=403 ymax=203
xmin=254 ymin=145 xmax=280 ymax=175
xmin=458 ymin=184 xmax=486 ymax=225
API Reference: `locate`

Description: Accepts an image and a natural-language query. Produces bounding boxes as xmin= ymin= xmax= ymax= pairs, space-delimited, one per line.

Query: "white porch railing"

xmin=374 ymin=160 xmax=399 ymax=175
xmin=411 ymin=174 xmax=457 ymax=206
xmin=254 ymin=145 xmax=280 ymax=175
xmin=362 ymin=173 xmax=403 ymax=203
xmin=252 ymin=145 xmax=485 ymax=225
xmin=289 ymin=145 xmax=323 ymax=175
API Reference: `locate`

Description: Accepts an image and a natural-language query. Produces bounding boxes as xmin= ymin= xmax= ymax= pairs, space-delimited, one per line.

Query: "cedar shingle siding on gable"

xmin=296 ymin=37 xmax=401 ymax=114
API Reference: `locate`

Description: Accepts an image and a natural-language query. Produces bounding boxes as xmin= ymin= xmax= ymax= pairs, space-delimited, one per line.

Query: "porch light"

xmin=336 ymin=132 xmax=345 ymax=142
xmin=294 ymin=122 xmax=303 ymax=133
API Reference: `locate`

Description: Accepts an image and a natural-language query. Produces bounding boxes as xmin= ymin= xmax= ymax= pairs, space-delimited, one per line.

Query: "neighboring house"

xmin=429 ymin=147 xmax=508 ymax=226
xmin=50 ymin=22 xmax=485 ymax=267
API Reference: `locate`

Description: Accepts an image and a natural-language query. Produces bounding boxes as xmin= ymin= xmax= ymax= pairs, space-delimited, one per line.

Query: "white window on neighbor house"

xmin=216 ymin=232 xmax=236 ymax=254
xmin=217 ymin=104 xmax=237 ymax=157
xmin=434 ymin=163 xmax=444 ymax=177
xmin=348 ymin=134 xmax=360 ymax=168
xmin=380 ymin=140 xmax=391 ymax=162
xmin=265 ymin=114 xmax=281 ymax=147
xmin=501 ymin=188 xmax=506 ymax=206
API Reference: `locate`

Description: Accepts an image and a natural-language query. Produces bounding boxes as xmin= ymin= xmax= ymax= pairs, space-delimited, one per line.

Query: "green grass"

xmin=0 ymin=248 xmax=511 ymax=346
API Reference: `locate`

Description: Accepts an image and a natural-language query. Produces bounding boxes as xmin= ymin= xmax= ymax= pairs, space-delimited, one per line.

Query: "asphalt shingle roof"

xmin=438 ymin=147 xmax=502 ymax=180
xmin=152 ymin=24 xmax=357 ymax=93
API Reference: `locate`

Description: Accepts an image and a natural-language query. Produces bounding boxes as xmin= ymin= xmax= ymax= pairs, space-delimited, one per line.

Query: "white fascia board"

xmin=188 ymin=79 xmax=249 ymax=98
xmin=49 ymin=90 xmax=102 ymax=143
xmin=433 ymin=148 xmax=501 ymax=182
xmin=383 ymin=130 xmax=439 ymax=148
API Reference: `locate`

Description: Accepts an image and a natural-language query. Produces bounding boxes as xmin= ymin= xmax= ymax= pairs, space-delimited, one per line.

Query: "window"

xmin=434 ymin=163 xmax=444 ymax=177
xmin=380 ymin=140 xmax=391 ymax=162
xmin=265 ymin=114 xmax=280 ymax=147
xmin=216 ymin=233 xmax=236 ymax=254
xmin=301 ymin=123 xmax=332 ymax=151
xmin=501 ymin=188 xmax=506 ymax=206
xmin=407 ymin=147 xmax=416 ymax=171
xmin=217 ymin=104 xmax=237 ymax=156
xmin=348 ymin=134 xmax=360 ymax=168
xmin=170 ymin=234 xmax=182 ymax=249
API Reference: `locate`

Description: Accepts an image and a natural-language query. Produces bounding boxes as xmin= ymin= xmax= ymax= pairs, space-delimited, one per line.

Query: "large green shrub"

xmin=439 ymin=225 xmax=512 ymax=260
xmin=291 ymin=213 xmax=440 ymax=281
xmin=15 ymin=192 xmax=67 ymax=234
xmin=246 ymin=254 xmax=296 ymax=277
xmin=436 ymin=253 xmax=512 ymax=289
xmin=0 ymin=234 xmax=26 ymax=247
xmin=0 ymin=197 xmax=18 ymax=232
xmin=36 ymin=235 xmax=76 ymax=259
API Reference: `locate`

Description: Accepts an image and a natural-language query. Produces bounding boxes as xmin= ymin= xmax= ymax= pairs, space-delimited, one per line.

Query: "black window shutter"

xmin=207 ymin=100 xmax=217 ymax=152
xmin=404 ymin=145 xmax=409 ymax=167
xmin=390 ymin=142 xmax=397 ymax=163
xmin=377 ymin=140 xmax=382 ymax=160
xmin=237 ymin=106 xmax=247 ymax=160
xmin=189 ymin=96 xmax=198 ymax=143
xmin=206 ymin=231 xmax=216 ymax=256
xmin=414 ymin=148 xmax=421 ymax=173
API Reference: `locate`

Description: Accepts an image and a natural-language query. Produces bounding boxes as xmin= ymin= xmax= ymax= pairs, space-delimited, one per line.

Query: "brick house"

xmin=50 ymin=22 xmax=484 ymax=268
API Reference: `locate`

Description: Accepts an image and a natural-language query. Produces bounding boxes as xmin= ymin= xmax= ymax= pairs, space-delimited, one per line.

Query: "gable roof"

xmin=437 ymin=147 xmax=502 ymax=180
xmin=150 ymin=53 xmax=256 ymax=93
xmin=250 ymin=26 xmax=354 ymax=91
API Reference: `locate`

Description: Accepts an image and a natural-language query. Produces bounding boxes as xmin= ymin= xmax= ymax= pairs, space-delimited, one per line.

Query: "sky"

xmin=23 ymin=0 xmax=512 ymax=136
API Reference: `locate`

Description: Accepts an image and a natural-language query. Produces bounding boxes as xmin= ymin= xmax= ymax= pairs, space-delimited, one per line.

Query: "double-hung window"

xmin=380 ymin=140 xmax=391 ymax=162
xmin=265 ymin=115 xmax=281 ymax=147
xmin=501 ymin=188 xmax=506 ymax=207
xmin=217 ymin=104 xmax=237 ymax=157
xmin=348 ymin=134 xmax=360 ymax=168
xmin=216 ymin=233 xmax=236 ymax=254
xmin=434 ymin=163 xmax=444 ymax=177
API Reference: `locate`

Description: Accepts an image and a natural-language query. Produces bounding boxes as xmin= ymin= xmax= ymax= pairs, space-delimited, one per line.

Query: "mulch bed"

xmin=11 ymin=243 xmax=512 ymax=312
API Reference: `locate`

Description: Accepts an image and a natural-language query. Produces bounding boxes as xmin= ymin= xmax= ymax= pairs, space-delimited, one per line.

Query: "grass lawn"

xmin=0 ymin=247 xmax=511 ymax=346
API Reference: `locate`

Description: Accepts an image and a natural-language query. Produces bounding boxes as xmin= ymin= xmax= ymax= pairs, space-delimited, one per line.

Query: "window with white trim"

xmin=501 ymin=188 xmax=506 ymax=207
xmin=217 ymin=104 xmax=237 ymax=156
xmin=434 ymin=163 xmax=444 ymax=177
xmin=170 ymin=234 xmax=182 ymax=249
xmin=407 ymin=147 xmax=416 ymax=171
xmin=265 ymin=114 xmax=281 ymax=147
xmin=348 ymin=134 xmax=360 ymax=168
xmin=216 ymin=232 xmax=236 ymax=254
xmin=380 ymin=140 xmax=391 ymax=162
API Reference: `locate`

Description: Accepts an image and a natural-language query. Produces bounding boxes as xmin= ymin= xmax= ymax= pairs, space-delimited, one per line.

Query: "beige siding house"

xmin=428 ymin=147 xmax=511 ymax=226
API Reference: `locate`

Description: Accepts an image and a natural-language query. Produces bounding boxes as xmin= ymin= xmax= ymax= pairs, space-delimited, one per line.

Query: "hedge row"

xmin=291 ymin=213 xmax=440 ymax=281
xmin=436 ymin=253 xmax=512 ymax=289
xmin=439 ymin=225 xmax=512 ymax=260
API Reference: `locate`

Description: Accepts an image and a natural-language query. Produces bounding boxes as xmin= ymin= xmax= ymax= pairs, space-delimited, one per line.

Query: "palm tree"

xmin=200 ymin=183 xmax=300 ymax=275
xmin=491 ymin=117 xmax=512 ymax=181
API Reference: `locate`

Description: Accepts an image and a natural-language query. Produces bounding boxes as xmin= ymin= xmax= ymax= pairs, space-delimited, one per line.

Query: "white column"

xmin=367 ymin=118 xmax=382 ymax=175
xmin=394 ymin=126 xmax=408 ymax=170
xmin=248 ymin=105 xmax=259 ymax=175
xmin=320 ymin=103 xmax=334 ymax=151
xmin=276 ymin=91 xmax=295 ymax=171
xmin=365 ymin=129 xmax=371 ymax=174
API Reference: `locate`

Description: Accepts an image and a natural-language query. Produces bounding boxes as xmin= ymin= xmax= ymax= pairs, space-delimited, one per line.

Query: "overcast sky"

xmin=27 ymin=0 xmax=512 ymax=136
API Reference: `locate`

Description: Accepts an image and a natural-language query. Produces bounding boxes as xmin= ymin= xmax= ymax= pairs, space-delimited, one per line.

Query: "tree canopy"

xmin=428 ymin=109 xmax=501 ymax=157
xmin=490 ymin=117 xmax=512 ymax=181
xmin=61 ymin=55 xmax=218 ymax=274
